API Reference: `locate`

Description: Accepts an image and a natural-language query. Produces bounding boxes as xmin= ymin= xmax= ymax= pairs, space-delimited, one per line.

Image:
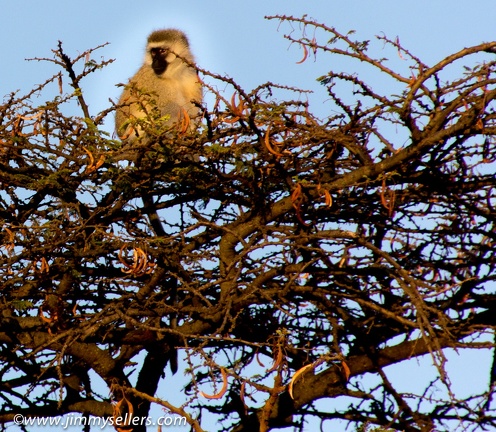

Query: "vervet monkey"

xmin=115 ymin=29 xmax=202 ymax=145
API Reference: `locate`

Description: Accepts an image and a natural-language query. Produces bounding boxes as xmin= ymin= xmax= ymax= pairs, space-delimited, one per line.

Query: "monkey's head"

xmin=145 ymin=29 xmax=194 ymax=77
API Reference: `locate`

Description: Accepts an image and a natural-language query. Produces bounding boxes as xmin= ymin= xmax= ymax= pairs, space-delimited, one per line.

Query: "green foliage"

xmin=356 ymin=423 xmax=399 ymax=432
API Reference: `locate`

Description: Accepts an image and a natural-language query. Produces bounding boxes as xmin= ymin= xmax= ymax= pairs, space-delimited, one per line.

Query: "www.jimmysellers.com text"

xmin=13 ymin=413 xmax=187 ymax=429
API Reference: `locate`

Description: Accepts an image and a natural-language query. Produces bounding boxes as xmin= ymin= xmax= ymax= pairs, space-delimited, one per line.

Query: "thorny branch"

xmin=0 ymin=15 xmax=495 ymax=432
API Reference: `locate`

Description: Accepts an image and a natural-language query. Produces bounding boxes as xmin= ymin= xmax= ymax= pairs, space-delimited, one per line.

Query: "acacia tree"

xmin=0 ymin=15 xmax=495 ymax=432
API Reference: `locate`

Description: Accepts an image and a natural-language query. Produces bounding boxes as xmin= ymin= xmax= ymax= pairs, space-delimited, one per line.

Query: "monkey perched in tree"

xmin=115 ymin=29 xmax=202 ymax=147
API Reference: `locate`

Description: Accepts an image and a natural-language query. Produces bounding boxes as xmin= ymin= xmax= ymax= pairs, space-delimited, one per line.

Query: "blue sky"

xmin=2 ymin=1 xmax=496 ymax=431
xmin=2 ymin=0 xmax=496 ymax=118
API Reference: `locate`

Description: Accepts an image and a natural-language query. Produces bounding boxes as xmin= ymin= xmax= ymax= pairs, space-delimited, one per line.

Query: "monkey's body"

xmin=115 ymin=29 xmax=202 ymax=142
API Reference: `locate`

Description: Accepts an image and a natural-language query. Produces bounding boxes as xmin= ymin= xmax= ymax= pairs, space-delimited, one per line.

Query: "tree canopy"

xmin=0 ymin=15 xmax=496 ymax=432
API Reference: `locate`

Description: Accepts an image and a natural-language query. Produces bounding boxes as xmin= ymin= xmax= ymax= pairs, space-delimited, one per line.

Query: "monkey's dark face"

xmin=150 ymin=47 xmax=169 ymax=75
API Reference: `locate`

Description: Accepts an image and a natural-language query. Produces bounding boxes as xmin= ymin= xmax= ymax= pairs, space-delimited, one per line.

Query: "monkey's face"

xmin=150 ymin=47 xmax=173 ymax=75
xmin=145 ymin=30 xmax=194 ymax=77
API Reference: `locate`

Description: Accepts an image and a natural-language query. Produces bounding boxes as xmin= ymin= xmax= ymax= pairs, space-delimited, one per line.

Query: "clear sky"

xmin=2 ymin=1 xmax=495 ymax=431
xmin=2 ymin=0 xmax=496 ymax=117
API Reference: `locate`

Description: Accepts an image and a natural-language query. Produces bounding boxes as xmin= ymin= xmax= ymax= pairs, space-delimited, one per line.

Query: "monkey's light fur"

xmin=115 ymin=28 xmax=202 ymax=149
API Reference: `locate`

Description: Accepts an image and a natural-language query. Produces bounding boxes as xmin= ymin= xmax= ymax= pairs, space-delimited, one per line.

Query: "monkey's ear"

xmin=165 ymin=52 xmax=177 ymax=64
